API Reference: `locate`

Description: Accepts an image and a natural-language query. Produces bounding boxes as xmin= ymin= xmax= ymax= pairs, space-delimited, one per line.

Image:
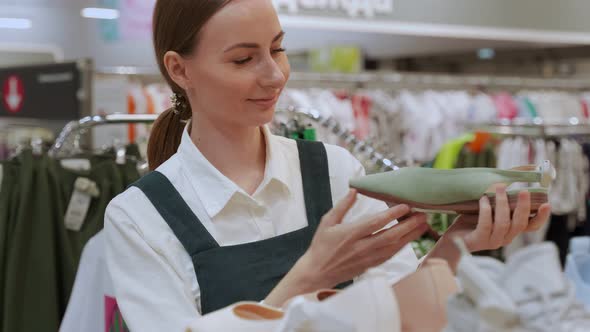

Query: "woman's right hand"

xmin=299 ymin=188 xmax=428 ymax=289
xmin=265 ymin=189 xmax=428 ymax=307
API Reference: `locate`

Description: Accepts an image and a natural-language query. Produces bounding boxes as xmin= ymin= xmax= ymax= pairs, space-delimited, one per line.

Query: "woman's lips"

xmin=248 ymin=95 xmax=278 ymax=109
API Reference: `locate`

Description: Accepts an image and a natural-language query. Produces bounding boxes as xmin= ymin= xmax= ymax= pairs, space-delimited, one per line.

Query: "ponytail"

xmin=147 ymin=106 xmax=191 ymax=170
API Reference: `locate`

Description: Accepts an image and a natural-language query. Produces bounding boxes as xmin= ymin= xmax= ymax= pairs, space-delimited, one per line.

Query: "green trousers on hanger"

xmin=3 ymin=151 xmax=66 ymax=332
xmin=0 ymin=161 xmax=18 ymax=327
xmin=2 ymin=151 xmax=140 ymax=332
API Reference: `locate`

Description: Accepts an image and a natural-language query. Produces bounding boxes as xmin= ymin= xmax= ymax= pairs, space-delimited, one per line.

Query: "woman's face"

xmin=184 ymin=0 xmax=290 ymax=128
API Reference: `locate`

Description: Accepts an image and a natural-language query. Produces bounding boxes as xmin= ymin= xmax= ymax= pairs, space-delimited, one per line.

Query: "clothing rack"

xmin=475 ymin=118 xmax=590 ymax=137
xmin=49 ymin=114 xmax=159 ymax=158
xmin=49 ymin=110 xmax=398 ymax=171
xmin=96 ymin=67 xmax=590 ymax=91
xmin=287 ymin=72 xmax=590 ymax=91
xmin=277 ymin=105 xmax=400 ymax=171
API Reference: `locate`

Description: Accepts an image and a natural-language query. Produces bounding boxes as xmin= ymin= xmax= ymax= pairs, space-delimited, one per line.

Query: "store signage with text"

xmin=0 ymin=62 xmax=81 ymax=120
xmin=272 ymin=0 xmax=394 ymax=17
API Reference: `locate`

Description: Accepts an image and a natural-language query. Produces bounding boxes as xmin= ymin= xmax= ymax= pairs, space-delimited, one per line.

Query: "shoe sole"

xmin=354 ymin=189 xmax=548 ymax=215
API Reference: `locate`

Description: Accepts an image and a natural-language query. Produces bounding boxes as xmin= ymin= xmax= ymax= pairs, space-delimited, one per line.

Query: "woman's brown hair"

xmin=148 ymin=0 xmax=231 ymax=170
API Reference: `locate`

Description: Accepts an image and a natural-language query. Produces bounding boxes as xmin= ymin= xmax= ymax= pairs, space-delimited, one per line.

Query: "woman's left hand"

xmin=445 ymin=185 xmax=552 ymax=252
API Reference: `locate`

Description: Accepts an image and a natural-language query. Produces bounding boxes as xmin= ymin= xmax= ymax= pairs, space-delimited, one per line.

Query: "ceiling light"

xmin=81 ymin=8 xmax=120 ymax=20
xmin=0 ymin=18 xmax=32 ymax=29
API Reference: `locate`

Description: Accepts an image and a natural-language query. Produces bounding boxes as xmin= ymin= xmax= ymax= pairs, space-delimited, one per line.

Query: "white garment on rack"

xmin=579 ymin=152 xmax=590 ymax=222
xmin=444 ymin=90 xmax=471 ymax=138
xmin=399 ymin=91 xmax=434 ymax=162
xmin=525 ymin=92 xmax=585 ymax=122
xmin=496 ymin=138 xmax=513 ymax=171
xmin=421 ymin=91 xmax=445 ymax=154
xmin=366 ymin=90 xmax=404 ymax=158
xmin=497 ymin=137 xmax=529 ymax=191
xmin=530 ymin=139 xmax=552 ymax=238
xmin=317 ymin=90 xmax=355 ymax=145
xmin=279 ymin=88 xmax=356 ymax=146
xmin=514 ymin=137 xmax=530 ymax=190
xmin=468 ymin=93 xmax=497 ymax=123
xmin=568 ymin=140 xmax=589 ymax=221
xmin=503 ymin=139 xmax=554 ymax=258
xmin=551 ymin=139 xmax=578 ymax=215
xmin=502 ymin=137 xmax=590 ymax=257
xmin=279 ymin=89 xmax=314 ymax=110
xmin=398 ymin=89 xmax=492 ymax=162
xmin=60 ymin=231 xmax=113 ymax=332
xmin=546 ymin=140 xmax=559 ymax=209
xmin=515 ymin=95 xmax=536 ymax=121
xmin=144 ymin=83 xmax=173 ymax=114
xmin=309 ymin=89 xmax=336 ymax=122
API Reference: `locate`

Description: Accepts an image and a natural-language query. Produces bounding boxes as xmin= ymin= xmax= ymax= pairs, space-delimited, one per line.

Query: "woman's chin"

xmin=250 ymin=105 xmax=277 ymax=124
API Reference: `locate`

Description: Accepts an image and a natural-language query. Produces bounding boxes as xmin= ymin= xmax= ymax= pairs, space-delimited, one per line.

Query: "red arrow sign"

xmin=2 ymin=75 xmax=24 ymax=113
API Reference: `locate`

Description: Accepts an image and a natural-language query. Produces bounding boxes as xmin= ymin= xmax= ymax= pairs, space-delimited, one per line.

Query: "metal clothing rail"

xmin=474 ymin=118 xmax=590 ymax=137
xmin=96 ymin=67 xmax=590 ymax=91
xmin=287 ymin=72 xmax=590 ymax=90
xmin=277 ymin=105 xmax=400 ymax=171
xmin=49 ymin=114 xmax=159 ymax=158
xmin=49 ymin=111 xmax=398 ymax=171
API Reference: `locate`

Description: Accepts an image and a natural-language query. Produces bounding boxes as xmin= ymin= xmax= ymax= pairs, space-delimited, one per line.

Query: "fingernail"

xmin=497 ymin=186 xmax=506 ymax=194
xmin=480 ymin=196 xmax=489 ymax=204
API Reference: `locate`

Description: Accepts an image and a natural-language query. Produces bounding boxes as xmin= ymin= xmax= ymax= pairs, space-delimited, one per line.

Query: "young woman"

xmin=104 ymin=0 xmax=552 ymax=330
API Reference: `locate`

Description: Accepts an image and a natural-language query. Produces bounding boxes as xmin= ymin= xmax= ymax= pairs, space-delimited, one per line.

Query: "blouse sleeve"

xmin=104 ymin=190 xmax=201 ymax=332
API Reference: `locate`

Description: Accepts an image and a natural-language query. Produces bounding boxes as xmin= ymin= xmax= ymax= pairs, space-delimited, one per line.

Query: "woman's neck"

xmin=190 ymin=115 xmax=267 ymax=196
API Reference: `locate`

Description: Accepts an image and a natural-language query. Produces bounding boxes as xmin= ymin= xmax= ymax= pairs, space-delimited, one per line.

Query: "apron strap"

xmin=131 ymin=171 xmax=220 ymax=253
xmin=131 ymin=139 xmax=332 ymax=255
xmin=296 ymin=139 xmax=333 ymax=229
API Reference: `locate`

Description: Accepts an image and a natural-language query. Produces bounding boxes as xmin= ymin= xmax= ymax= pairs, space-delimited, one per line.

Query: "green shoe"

xmin=349 ymin=161 xmax=556 ymax=214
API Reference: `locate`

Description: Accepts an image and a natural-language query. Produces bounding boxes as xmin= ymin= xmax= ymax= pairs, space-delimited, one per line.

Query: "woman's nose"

xmin=258 ymin=57 xmax=287 ymax=90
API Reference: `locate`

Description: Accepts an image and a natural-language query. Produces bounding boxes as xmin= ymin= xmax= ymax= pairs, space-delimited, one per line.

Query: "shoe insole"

xmin=356 ymin=189 xmax=548 ymax=215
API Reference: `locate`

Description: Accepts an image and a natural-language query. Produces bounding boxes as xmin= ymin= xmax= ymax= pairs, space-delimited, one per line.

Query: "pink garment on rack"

xmin=493 ymin=93 xmax=519 ymax=120
xmin=581 ymin=100 xmax=590 ymax=119
xmin=351 ymin=94 xmax=372 ymax=140
xmin=332 ymin=92 xmax=372 ymax=140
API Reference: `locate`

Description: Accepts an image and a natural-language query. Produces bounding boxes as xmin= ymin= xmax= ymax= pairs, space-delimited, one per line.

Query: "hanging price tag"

xmin=64 ymin=177 xmax=100 ymax=231
xmin=60 ymin=158 xmax=91 ymax=171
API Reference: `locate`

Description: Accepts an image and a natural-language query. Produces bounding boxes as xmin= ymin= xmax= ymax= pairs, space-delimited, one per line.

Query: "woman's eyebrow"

xmin=223 ymin=30 xmax=285 ymax=53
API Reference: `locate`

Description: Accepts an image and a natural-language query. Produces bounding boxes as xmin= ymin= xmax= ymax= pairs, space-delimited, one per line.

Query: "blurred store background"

xmin=3 ymin=1 xmax=590 ymax=331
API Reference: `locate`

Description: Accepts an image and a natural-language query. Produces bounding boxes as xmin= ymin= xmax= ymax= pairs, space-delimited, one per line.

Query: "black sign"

xmin=0 ymin=62 xmax=82 ymax=120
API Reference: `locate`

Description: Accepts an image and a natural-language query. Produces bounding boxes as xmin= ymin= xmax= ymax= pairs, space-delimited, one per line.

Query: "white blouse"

xmin=104 ymin=126 xmax=418 ymax=332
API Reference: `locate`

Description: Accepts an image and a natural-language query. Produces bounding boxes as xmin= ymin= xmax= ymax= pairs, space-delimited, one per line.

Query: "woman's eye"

xmin=233 ymin=48 xmax=285 ymax=65
xmin=233 ymin=57 xmax=252 ymax=65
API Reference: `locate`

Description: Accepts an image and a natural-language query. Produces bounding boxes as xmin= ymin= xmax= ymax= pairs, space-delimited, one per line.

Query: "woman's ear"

xmin=163 ymin=51 xmax=190 ymax=90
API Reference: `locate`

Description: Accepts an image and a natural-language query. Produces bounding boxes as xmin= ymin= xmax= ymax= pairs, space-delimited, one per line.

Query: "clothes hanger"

xmin=113 ymin=139 xmax=127 ymax=165
xmin=8 ymin=138 xmax=44 ymax=159
xmin=31 ymin=138 xmax=44 ymax=156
